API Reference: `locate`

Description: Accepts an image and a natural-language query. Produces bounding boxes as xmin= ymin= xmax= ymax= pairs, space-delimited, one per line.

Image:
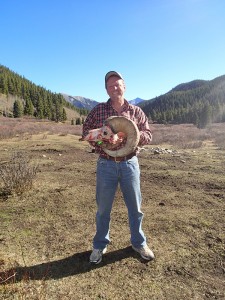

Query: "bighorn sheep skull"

xmin=81 ymin=124 xmax=121 ymax=144
xmin=82 ymin=116 xmax=140 ymax=157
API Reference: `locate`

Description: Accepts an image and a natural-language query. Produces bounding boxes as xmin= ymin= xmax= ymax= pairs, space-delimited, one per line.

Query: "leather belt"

xmin=100 ymin=152 xmax=136 ymax=162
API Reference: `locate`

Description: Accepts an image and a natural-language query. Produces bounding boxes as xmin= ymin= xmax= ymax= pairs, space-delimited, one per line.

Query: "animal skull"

xmin=81 ymin=116 xmax=140 ymax=157
xmin=102 ymin=116 xmax=140 ymax=157
xmin=81 ymin=125 xmax=121 ymax=144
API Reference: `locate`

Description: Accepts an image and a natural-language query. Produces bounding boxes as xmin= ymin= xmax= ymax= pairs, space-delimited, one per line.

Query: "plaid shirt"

xmin=82 ymin=99 xmax=152 ymax=157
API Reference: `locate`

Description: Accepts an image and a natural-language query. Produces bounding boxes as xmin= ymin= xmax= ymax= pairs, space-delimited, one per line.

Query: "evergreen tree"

xmin=0 ymin=75 xmax=8 ymax=94
xmin=13 ymin=100 xmax=23 ymax=118
xmin=55 ymin=100 xmax=63 ymax=122
xmin=197 ymin=103 xmax=212 ymax=128
xmin=62 ymin=108 xmax=67 ymax=122
xmin=24 ymin=98 xmax=34 ymax=116
xmin=36 ymin=97 xmax=44 ymax=119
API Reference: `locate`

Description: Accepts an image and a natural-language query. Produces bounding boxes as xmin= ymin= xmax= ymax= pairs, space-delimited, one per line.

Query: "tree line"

xmin=0 ymin=65 xmax=89 ymax=121
xmin=139 ymin=75 xmax=225 ymax=128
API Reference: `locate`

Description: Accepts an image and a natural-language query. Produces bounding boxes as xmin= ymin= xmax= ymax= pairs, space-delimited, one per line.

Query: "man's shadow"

xmin=1 ymin=246 xmax=149 ymax=284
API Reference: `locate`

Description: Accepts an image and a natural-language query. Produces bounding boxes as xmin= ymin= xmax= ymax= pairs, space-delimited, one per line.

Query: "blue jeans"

xmin=93 ymin=156 xmax=147 ymax=249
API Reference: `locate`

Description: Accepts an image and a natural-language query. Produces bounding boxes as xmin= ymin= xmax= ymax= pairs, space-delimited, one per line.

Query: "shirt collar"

xmin=107 ymin=98 xmax=130 ymax=109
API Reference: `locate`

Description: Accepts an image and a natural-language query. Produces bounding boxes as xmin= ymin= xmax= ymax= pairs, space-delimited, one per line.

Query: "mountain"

xmin=169 ymin=79 xmax=207 ymax=92
xmin=138 ymin=75 xmax=225 ymax=128
xmin=1 ymin=64 xmax=225 ymax=128
xmin=129 ymin=97 xmax=145 ymax=105
xmin=61 ymin=94 xmax=145 ymax=110
xmin=61 ymin=93 xmax=98 ymax=110
xmin=0 ymin=65 xmax=86 ymax=121
xmin=0 ymin=64 xmax=144 ymax=118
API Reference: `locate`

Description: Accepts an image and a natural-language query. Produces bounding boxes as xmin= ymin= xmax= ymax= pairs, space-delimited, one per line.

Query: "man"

xmin=82 ymin=71 xmax=154 ymax=264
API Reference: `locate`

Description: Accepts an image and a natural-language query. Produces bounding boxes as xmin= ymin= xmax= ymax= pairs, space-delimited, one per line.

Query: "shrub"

xmin=0 ymin=151 xmax=38 ymax=196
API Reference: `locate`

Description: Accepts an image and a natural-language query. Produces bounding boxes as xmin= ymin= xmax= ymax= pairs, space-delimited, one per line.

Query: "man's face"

xmin=106 ymin=76 xmax=126 ymax=100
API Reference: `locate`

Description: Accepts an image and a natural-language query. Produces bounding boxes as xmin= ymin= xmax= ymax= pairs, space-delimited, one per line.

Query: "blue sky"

xmin=1 ymin=0 xmax=225 ymax=102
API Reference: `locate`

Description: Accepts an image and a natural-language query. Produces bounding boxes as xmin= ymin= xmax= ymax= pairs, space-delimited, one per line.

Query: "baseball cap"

xmin=105 ymin=71 xmax=123 ymax=88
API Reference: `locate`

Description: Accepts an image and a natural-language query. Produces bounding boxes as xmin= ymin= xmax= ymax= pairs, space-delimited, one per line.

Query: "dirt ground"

xmin=0 ymin=130 xmax=225 ymax=299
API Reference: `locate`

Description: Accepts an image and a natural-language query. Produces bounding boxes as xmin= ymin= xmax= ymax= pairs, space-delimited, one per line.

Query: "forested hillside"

xmin=0 ymin=65 xmax=88 ymax=122
xmin=139 ymin=75 xmax=225 ymax=128
xmin=1 ymin=64 xmax=225 ymax=128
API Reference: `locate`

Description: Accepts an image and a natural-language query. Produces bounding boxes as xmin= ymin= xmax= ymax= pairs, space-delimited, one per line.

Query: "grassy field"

xmin=0 ymin=118 xmax=224 ymax=299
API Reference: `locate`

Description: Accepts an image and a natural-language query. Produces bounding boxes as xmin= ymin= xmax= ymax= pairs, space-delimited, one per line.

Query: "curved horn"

xmin=102 ymin=116 xmax=140 ymax=157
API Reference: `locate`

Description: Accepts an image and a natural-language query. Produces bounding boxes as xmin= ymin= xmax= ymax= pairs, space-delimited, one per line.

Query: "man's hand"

xmin=102 ymin=131 xmax=125 ymax=145
xmin=101 ymin=132 xmax=126 ymax=150
xmin=89 ymin=141 xmax=97 ymax=147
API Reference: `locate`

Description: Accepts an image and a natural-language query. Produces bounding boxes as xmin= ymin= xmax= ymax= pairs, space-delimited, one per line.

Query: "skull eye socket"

xmin=103 ymin=131 xmax=107 ymax=135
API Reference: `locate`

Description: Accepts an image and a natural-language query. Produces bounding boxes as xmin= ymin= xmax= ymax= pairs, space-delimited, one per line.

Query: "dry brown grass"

xmin=0 ymin=117 xmax=225 ymax=299
xmin=0 ymin=151 xmax=38 ymax=196
xmin=0 ymin=116 xmax=82 ymax=140
xmin=1 ymin=116 xmax=225 ymax=150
